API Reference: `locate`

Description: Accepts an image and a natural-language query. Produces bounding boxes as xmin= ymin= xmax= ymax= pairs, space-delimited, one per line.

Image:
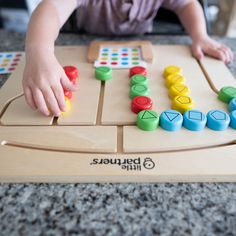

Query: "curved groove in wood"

xmin=0 ymin=93 xmax=24 ymax=119
xmin=198 ymin=60 xmax=219 ymax=94
xmin=2 ymin=139 xmax=236 ymax=154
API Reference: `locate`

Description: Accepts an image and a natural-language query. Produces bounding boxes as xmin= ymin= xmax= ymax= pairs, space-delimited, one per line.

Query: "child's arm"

xmin=23 ymin=0 xmax=78 ymax=116
xmin=175 ymin=0 xmax=234 ymax=64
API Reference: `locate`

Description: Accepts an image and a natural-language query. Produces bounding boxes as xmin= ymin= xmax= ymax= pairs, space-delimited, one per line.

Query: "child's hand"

xmin=22 ymin=51 xmax=77 ymax=116
xmin=176 ymin=0 xmax=234 ymax=64
xmin=191 ymin=36 xmax=234 ymax=64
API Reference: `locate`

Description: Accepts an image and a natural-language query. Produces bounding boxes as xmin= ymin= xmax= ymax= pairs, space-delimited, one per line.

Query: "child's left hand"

xmin=191 ymin=36 xmax=234 ymax=64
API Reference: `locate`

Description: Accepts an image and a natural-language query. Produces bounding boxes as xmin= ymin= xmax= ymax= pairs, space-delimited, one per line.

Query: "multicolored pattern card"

xmin=0 ymin=52 xmax=24 ymax=74
xmin=94 ymin=46 xmax=147 ymax=69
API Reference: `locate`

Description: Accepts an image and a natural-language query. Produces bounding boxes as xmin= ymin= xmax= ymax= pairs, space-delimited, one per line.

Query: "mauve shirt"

xmin=75 ymin=0 xmax=190 ymax=35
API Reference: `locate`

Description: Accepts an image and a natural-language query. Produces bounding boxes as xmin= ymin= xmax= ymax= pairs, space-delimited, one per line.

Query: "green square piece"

xmin=130 ymin=74 xmax=148 ymax=86
xmin=218 ymin=86 xmax=236 ymax=104
xmin=130 ymin=84 xmax=149 ymax=99
xmin=95 ymin=66 xmax=112 ymax=81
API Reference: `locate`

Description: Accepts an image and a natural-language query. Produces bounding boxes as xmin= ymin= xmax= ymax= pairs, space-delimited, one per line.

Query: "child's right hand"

xmin=22 ymin=50 xmax=78 ymax=116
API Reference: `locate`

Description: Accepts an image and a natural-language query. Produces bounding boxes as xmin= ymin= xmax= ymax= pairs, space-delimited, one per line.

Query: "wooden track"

xmin=0 ymin=44 xmax=236 ymax=183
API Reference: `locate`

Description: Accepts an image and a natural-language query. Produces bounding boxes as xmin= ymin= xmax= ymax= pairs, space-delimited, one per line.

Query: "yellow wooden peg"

xmin=163 ymin=65 xmax=182 ymax=79
xmin=61 ymin=97 xmax=71 ymax=116
xmin=169 ymin=83 xmax=190 ymax=98
xmin=172 ymin=95 xmax=195 ymax=114
xmin=166 ymin=74 xmax=185 ymax=88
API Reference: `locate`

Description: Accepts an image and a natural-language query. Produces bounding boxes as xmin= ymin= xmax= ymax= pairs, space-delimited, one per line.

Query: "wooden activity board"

xmin=0 ymin=41 xmax=236 ymax=183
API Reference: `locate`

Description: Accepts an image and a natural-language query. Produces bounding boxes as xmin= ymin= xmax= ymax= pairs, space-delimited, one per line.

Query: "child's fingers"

xmin=228 ymin=49 xmax=234 ymax=62
xmin=220 ymin=46 xmax=234 ymax=64
xmin=42 ymin=87 xmax=62 ymax=117
xmin=32 ymin=89 xmax=50 ymax=116
xmin=61 ymin=75 xmax=78 ymax=92
xmin=228 ymin=47 xmax=234 ymax=61
xmin=216 ymin=46 xmax=230 ymax=64
xmin=24 ymin=86 xmax=37 ymax=110
xmin=51 ymin=84 xmax=66 ymax=112
xmin=192 ymin=44 xmax=204 ymax=60
xmin=204 ymin=46 xmax=227 ymax=63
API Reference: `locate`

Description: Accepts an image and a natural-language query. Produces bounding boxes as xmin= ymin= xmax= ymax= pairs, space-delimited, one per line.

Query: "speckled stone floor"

xmin=0 ymin=30 xmax=236 ymax=236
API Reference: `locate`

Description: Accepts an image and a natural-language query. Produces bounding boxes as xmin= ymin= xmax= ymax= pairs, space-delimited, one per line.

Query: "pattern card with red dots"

xmin=94 ymin=46 xmax=147 ymax=69
xmin=0 ymin=52 xmax=24 ymax=74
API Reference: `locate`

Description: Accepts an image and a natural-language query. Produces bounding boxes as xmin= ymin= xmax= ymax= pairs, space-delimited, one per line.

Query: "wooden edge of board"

xmin=1 ymin=144 xmax=236 ymax=183
xmin=87 ymin=40 xmax=153 ymax=63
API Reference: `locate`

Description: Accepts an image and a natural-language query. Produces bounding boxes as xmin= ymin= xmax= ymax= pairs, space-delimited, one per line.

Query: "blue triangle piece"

xmin=164 ymin=111 xmax=179 ymax=122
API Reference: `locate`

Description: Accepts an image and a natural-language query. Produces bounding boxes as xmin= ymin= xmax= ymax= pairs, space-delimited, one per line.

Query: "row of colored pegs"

xmin=128 ymin=66 xmax=160 ymax=131
xmin=129 ymin=67 xmax=152 ymax=114
xmin=62 ymin=66 xmax=78 ymax=114
xmin=136 ymin=108 xmax=236 ymax=132
xmin=129 ymin=66 xmax=149 ymax=99
xmin=163 ymin=65 xmax=195 ymax=114
xmin=132 ymin=65 xmax=236 ymax=131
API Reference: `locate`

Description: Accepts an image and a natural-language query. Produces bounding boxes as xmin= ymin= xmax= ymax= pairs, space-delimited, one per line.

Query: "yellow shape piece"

xmin=172 ymin=95 xmax=195 ymax=114
xmin=166 ymin=74 xmax=185 ymax=88
xmin=61 ymin=97 xmax=71 ymax=116
xmin=163 ymin=65 xmax=182 ymax=79
xmin=169 ymin=83 xmax=190 ymax=98
xmin=3 ymin=59 xmax=10 ymax=62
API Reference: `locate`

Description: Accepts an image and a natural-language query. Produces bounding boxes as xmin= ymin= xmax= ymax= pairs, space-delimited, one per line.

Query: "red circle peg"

xmin=63 ymin=66 xmax=78 ymax=82
xmin=131 ymin=96 xmax=153 ymax=114
xmin=129 ymin=66 xmax=147 ymax=78
xmin=64 ymin=90 xmax=73 ymax=100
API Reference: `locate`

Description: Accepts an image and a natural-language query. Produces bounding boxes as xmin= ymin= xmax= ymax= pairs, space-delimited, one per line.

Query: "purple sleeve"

xmin=162 ymin=0 xmax=191 ymax=11
xmin=76 ymin=0 xmax=86 ymax=7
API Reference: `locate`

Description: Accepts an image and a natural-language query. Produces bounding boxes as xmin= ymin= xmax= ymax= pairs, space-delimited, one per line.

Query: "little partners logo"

xmin=90 ymin=157 xmax=155 ymax=171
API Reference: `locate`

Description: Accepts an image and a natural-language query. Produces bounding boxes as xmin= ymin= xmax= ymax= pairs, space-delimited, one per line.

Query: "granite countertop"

xmin=0 ymin=29 xmax=236 ymax=236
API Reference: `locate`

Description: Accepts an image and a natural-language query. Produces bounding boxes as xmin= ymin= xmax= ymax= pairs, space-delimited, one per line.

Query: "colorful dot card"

xmin=94 ymin=46 xmax=147 ymax=69
xmin=0 ymin=52 xmax=24 ymax=74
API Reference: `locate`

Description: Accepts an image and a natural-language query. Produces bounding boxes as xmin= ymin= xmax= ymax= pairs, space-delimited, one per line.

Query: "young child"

xmin=23 ymin=0 xmax=234 ymax=117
